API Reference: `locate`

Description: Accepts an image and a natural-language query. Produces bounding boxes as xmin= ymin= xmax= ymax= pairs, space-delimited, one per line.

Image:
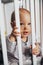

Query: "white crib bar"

xmin=26 ymin=0 xmax=30 ymax=11
xmin=35 ymin=0 xmax=41 ymax=42
xmin=22 ymin=0 xmax=26 ymax=8
xmin=19 ymin=0 xmax=23 ymax=8
xmin=3 ymin=4 xmax=7 ymax=36
xmin=0 ymin=1 xmax=9 ymax=65
xmin=14 ymin=0 xmax=23 ymax=65
xmin=40 ymin=0 xmax=43 ymax=56
xmin=30 ymin=0 xmax=37 ymax=65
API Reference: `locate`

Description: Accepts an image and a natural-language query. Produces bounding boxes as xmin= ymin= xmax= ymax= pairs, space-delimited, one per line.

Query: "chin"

xmin=23 ymin=35 xmax=28 ymax=38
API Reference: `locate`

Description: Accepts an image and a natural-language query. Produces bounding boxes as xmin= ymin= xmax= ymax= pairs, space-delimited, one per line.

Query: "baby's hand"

xmin=32 ymin=42 xmax=40 ymax=55
xmin=9 ymin=26 xmax=21 ymax=42
xmin=13 ymin=26 xmax=20 ymax=36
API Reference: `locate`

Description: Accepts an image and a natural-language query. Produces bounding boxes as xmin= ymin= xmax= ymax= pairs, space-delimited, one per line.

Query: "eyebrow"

xmin=20 ymin=21 xmax=31 ymax=24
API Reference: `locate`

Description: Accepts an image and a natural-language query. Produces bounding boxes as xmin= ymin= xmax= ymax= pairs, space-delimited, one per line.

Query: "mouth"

xmin=23 ymin=31 xmax=29 ymax=35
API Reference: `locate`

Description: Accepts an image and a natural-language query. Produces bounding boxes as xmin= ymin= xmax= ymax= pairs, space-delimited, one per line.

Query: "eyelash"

xmin=20 ymin=23 xmax=24 ymax=25
xmin=28 ymin=23 xmax=31 ymax=25
xmin=20 ymin=23 xmax=31 ymax=25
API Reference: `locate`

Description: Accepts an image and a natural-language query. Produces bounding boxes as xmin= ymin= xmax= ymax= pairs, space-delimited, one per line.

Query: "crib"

xmin=0 ymin=0 xmax=42 ymax=65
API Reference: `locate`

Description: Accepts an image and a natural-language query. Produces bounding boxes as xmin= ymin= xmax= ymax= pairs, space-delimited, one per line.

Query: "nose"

xmin=24 ymin=24 xmax=28 ymax=30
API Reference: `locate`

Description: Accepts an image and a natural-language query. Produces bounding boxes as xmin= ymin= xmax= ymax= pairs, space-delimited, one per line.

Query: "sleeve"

xmin=6 ymin=37 xmax=16 ymax=54
xmin=6 ymin=37 xmax=19 ymax=63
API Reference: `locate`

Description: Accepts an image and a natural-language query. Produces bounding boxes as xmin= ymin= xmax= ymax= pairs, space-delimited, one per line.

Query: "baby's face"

xmin=20 ymin=12 xmax=31 ymax=38
xmin=11 ymin=10 xmax=31 ymax=38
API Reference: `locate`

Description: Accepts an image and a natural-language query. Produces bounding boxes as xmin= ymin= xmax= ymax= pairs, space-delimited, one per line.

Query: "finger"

xmin=32 ymin=52 xmax=38 ymax=55
xmin=34 ymin=52 xmax=40 ymax=55
xmin=13 ymin=32 xmax=21 ymax=36
xmin=35 ymin=43 xmax=38 ymax=45
xmin=32 ymin=48 xmax=38 ymax=53
xmin=14 ymin=26 xmax=18 ymax=29
xmin=35 ymin=43 xmax=40 ymax=48
xmin=14 ymin=32 xmax=20 ymax=34
xmin=35 ymin=42 xmax=40 ymax=46
xmin=32 ymin=48 xmax=40 ymax=55
xmin=32 ymin=50 xmax=38 ymax=55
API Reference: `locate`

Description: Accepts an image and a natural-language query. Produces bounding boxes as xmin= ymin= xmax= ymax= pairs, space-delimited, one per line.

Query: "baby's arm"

xmin=6 ymin=37 xmax=19 ymax=63
xmin=6 ymin=37 xmax=16 ymax=54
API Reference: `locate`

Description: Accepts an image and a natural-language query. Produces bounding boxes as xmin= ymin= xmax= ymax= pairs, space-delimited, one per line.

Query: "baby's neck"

xmin=21 ymin=37 xmax=28 ymax=42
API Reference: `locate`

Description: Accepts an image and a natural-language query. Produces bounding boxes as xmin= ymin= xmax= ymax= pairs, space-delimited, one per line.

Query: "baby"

xmin=6 ymin=8 xmax=40 ymax=65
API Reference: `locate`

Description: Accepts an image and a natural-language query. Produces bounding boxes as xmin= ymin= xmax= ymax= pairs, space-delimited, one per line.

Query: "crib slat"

xmin=19 ymin=0 xmax=23 ymax=8
xmin=40 ymin=0 xmax=43 ymax=56
xmin=22 ymin=0 xmax=26 ymax=8
xmin=30 ymin=0 xmax=37 ymax=65
xmin=35 ymin=0 xmax=41 ymax=42
xmin=14 ymin=0 xmax=23 ymax=65
xmin=0 ymin=1 xmax=9 ymax=65
xmin=26 ymin=0 xmax=30 ymax=11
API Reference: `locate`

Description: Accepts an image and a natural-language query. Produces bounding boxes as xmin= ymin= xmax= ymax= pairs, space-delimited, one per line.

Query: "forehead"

xmin=20 ymin=10 xmax=30 ymax=23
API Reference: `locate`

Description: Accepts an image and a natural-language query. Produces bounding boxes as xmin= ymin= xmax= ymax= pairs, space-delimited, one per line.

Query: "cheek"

xmin=20 ymin=28 xmax=24 ymax=36
xmin=28 ymin=26 xmax=32 ymax=33
xmin=20 ymin=28 xmax=23 ymax=33
xmin=20 ymin=27 xmax=23 ymax=32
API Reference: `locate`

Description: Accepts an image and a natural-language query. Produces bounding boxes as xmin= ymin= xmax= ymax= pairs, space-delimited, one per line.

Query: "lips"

xmin=23 ymin=31 xmax=28 ymax=35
